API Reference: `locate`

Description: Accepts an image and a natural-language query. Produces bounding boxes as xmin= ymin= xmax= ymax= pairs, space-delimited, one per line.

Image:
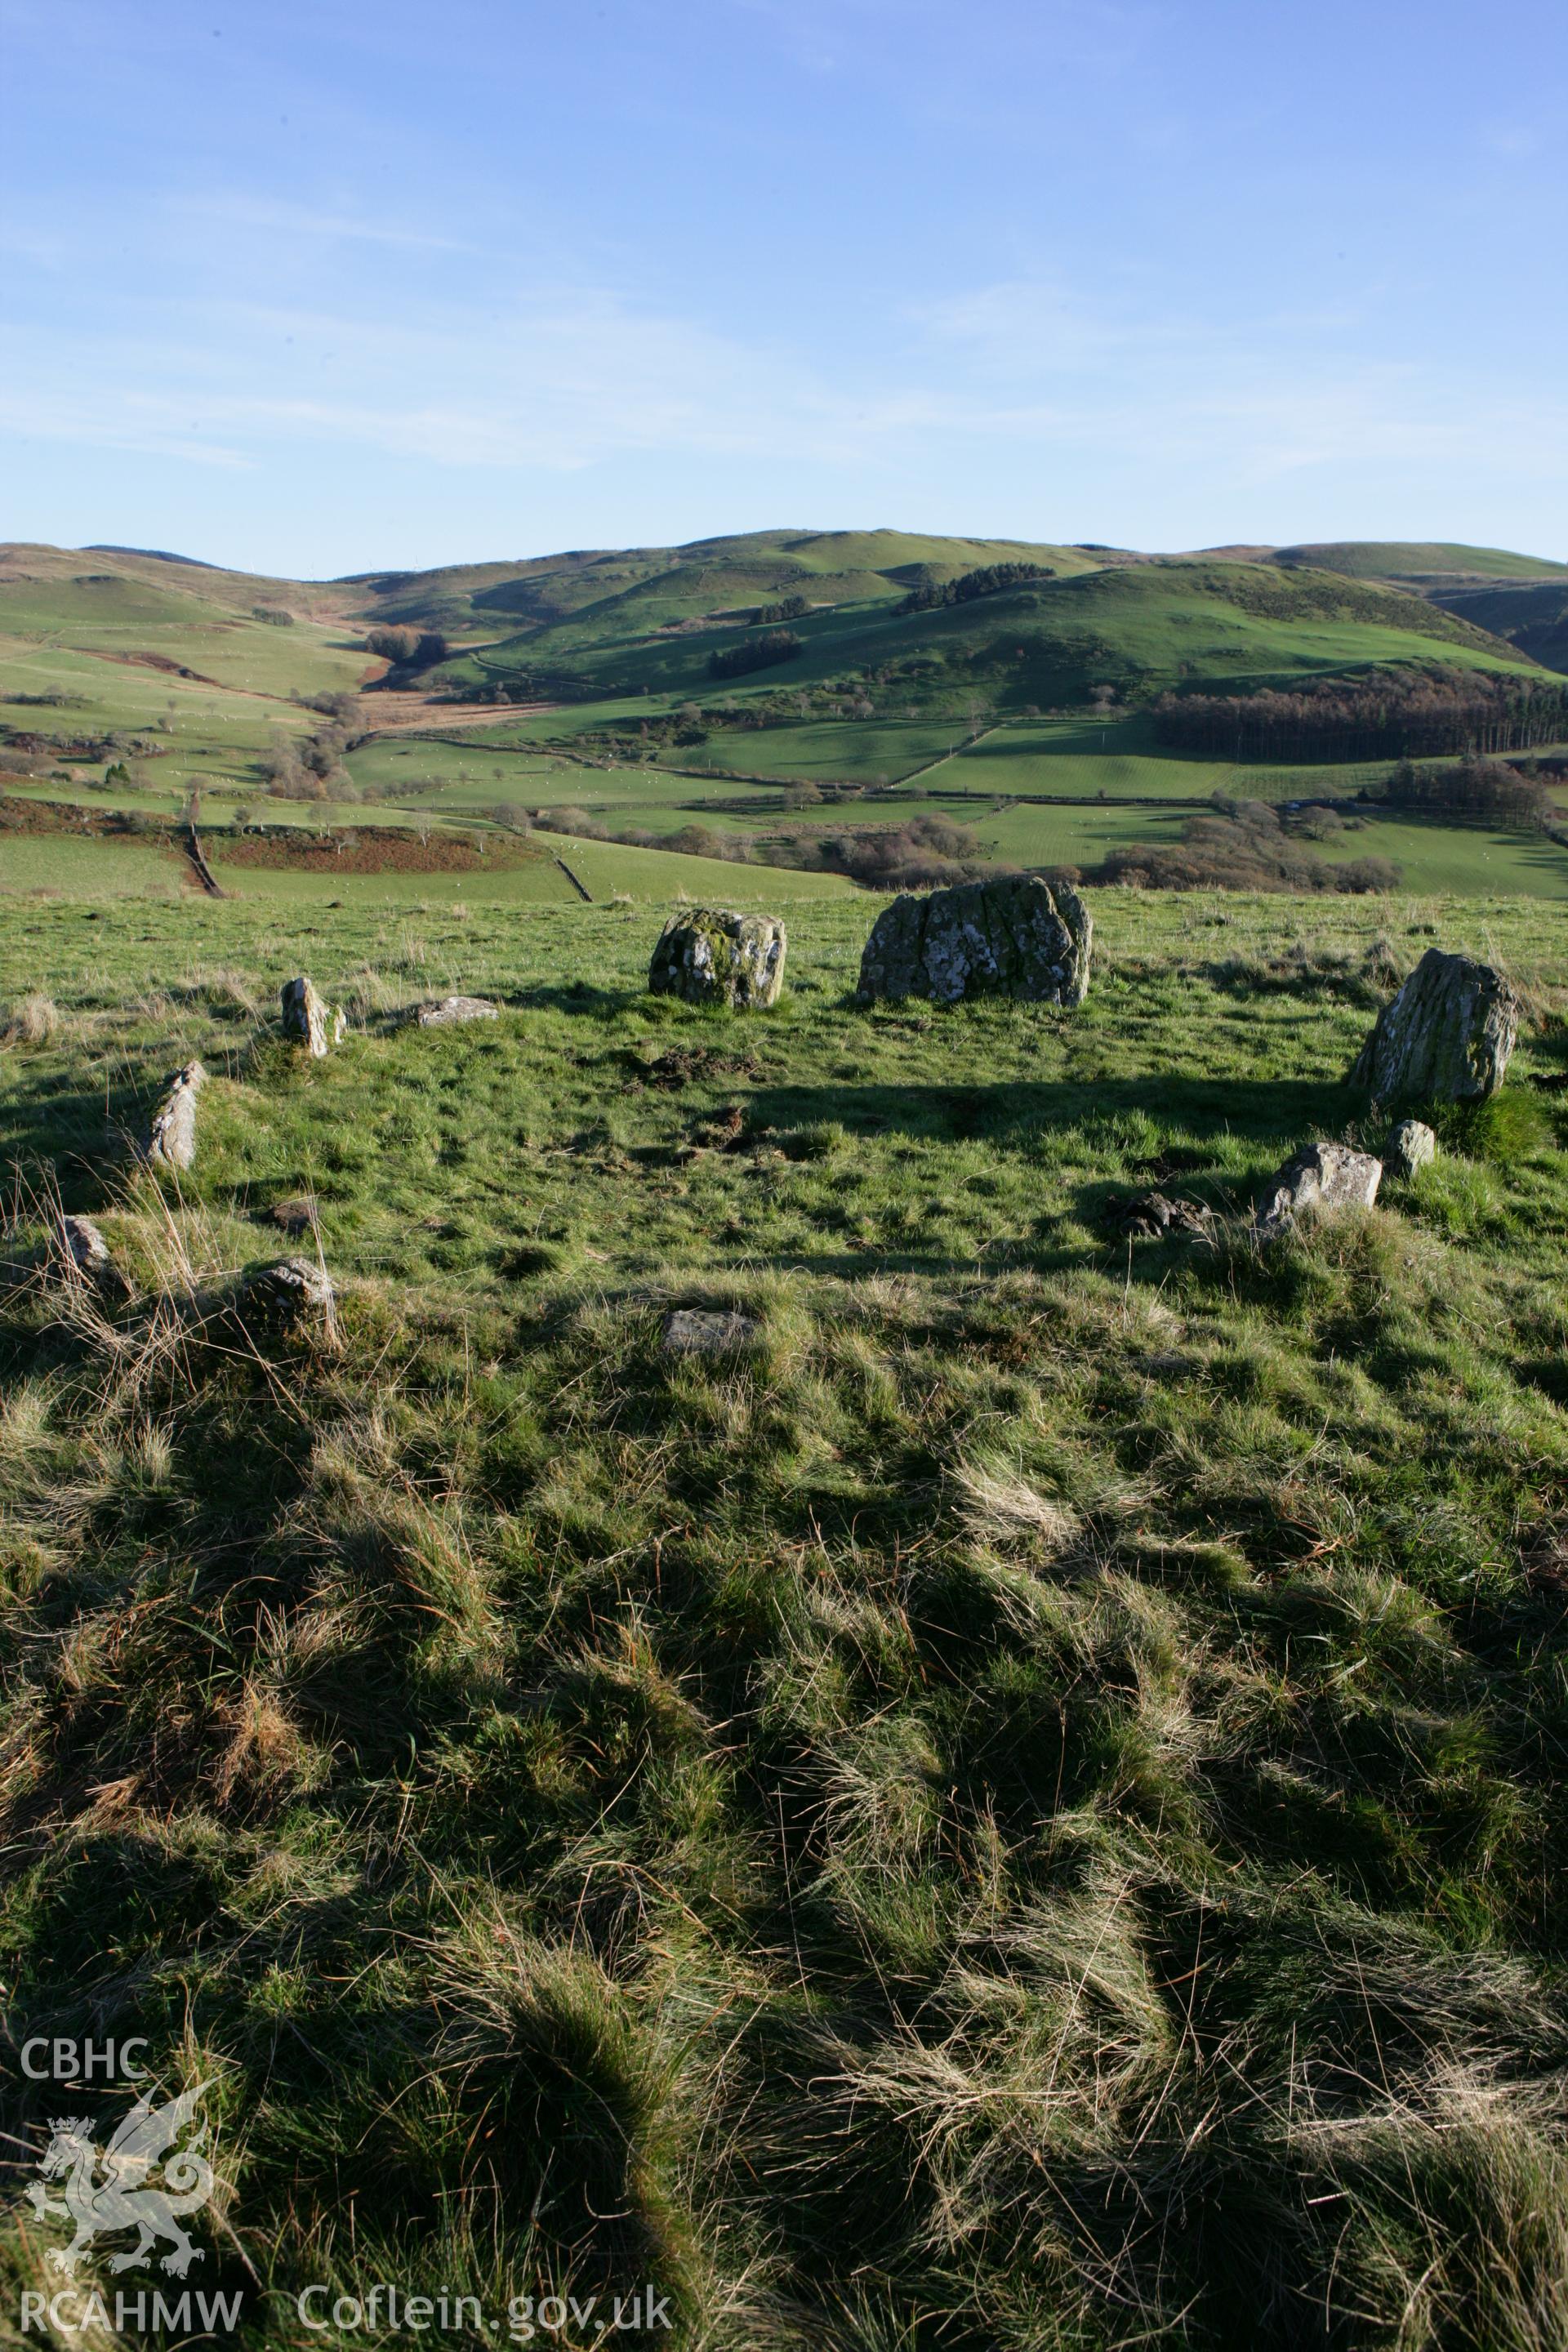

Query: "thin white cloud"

xmin=181 ymin=194 xmax=474 ymax=253
xmin=2 ymin=269 xmax=1566 ymax=518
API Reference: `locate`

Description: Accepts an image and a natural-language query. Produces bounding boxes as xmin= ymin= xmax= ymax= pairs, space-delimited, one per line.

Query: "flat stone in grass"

xmin=648 ymin=911 xmax=786 ymax=1009
xmin=146 ymin=1060 xmax=206 ymax=1170
xmin=1385 ymin=1119 xmax=1437 ymax=1178
xmin=413 ymin=994 xmax=500 ymax=1027
xmin=281 ymin=975 xmax=345 ymax=1058
xmin=856 ymin=873 xmax=1091 ymax=1007
xmin=662 ymin=1307 xmax=760 ymax=1356
xmin=1254 ymin=1141 xmax=1383 ymax=1238
xmin=1350 ymin=948 xmax=1519 ymax=1103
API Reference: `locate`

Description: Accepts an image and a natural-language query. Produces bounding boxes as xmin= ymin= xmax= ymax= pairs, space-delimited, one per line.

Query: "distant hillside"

xmin=1272 ymin=541 xmax=1568 ymax=584
xmin=447 ymin=552 xmax=1542 ymax=714
xmin=338 ymin=528 xmax=1100 ymax=638
xmin=0 ymin=532 xmax=1555 ymax=756
xmin=1425 ymin=579 xmax=1568 ymax=675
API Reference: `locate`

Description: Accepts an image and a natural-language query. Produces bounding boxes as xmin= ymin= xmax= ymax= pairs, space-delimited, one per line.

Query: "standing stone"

xmin=857 ymin=874 xmax=1092 ymax=1008
xmin=146 ymin=1061 xmax=206 ymax=1170
xmin=649 ymin=910 xmax=786 ymax=1009
xmin=1254 ymin=1141 xmax=1383 ymax=1237
xmin=1385 ymin=1119 xmax=1437 ymax=1179
xmin=1349 ymin=948 xmax=1519 ymax=1103
xmin=281 ymin=975 xmax=344 ymax=1057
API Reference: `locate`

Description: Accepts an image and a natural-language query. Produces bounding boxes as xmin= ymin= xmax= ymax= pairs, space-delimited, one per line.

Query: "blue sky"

xmin=2 ymin=0 xmax=1565 ymax=576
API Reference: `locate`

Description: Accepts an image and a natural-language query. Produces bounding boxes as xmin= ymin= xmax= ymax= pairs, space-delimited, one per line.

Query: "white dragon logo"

xmin=26 ymin=2082 xmax=215 ymax=2278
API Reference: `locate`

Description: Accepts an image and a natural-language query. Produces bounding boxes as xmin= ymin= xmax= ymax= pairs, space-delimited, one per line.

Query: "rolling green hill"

xmin=452 ymin=555 xmax=1539 ymax=714
xmin=1272 ymin=540 xmax=1568 ymax=583
xmin=341 ymin=528 xmax=1100 ymax=639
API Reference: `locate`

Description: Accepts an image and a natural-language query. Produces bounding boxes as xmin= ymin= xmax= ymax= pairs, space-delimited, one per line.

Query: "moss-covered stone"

xmin=648 ymin=908 xmax=787 ymax=1008
xmin=856 ymin=874 xmax=1092 ymax=1007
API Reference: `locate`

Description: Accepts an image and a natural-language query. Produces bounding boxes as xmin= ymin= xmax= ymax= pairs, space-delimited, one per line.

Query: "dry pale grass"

xmin=955 ymin=1459 xmax=1080 ymax=1557
xmin=1 ymin=991 xmax=59 ymax=1046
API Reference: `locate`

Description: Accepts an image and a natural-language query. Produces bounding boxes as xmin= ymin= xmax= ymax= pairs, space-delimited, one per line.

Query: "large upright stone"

xmin=648 ymin=910 xmax=786 ymax=1009
xmin=856 ymin=875 xmax=1091 ymax=1008
xmin=1350 ymin=949 xmax=1519 ymax=1104
xmin=146 ymin=1060 xmax=206 ymax=1170
xmin=281 ymin=975 xmax=344 ymax=1058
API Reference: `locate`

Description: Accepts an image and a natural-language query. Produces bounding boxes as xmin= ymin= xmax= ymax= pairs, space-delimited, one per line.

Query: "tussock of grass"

xmin=1 ymin=991 xmax=60 ymax=1046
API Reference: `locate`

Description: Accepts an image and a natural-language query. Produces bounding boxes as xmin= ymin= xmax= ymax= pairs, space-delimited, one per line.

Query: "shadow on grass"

xmin=0 ymin=1076 xmax=145 ymax=1204
xmin=746 ymin=1073 xmax=1357 ymax=1150
xmin=513 ymin=981 xmax=644 ymax=1016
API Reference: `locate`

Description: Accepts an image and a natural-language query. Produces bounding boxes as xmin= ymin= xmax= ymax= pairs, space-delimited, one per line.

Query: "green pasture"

xmin=199 ymin=829 xmax=854 ymax=908
xmin=0 ymin=833 xmax=186 ymax=898
xmin=648 ymin=716 xmax=963 ymax=784
xmin=1316 ymin=816 xmax=1568 ymax=898
xmin=7 ymin=875 xmax=1568 ymax=2345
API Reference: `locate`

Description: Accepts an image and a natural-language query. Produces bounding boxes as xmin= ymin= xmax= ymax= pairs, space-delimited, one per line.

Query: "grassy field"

xmin=5 ymin=884 xmax=1568 ymax=2348
xmin=0 ymin=834 xmax=188 ymax=897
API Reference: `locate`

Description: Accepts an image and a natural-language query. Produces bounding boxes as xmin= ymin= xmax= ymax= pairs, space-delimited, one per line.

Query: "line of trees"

xmin=708 ymin=629 xmax=803 ymax=680
xmin=750 ymin=594 xmax=808 ymax=624
xmin=1152 ymin=669 xmax=1568 ymax=761
xmin=1384 ymin=751 xmax=1557 ymax=827
xmin=897 ymin=562 xmax=1052 ymax=615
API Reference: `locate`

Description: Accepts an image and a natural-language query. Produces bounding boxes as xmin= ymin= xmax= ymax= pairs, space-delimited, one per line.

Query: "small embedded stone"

xmin=53 ymin=1214 xmax=130 ymax=1297
xmin=269 ymin=1195 xmax=320 ymax=1236
xmin=1103 ymin=1190 xmax=1214 ymax=1242
xmin=413 ymin=994 xmax=500 ymax=1027
xmin=1254 ymin=1141 xmax=1382 ymax=1237
xmin=662 ymin=1307 xmax=760 ymax=1356
xmin=243 ymin=1254 xmax=336 ymax=1330
xmin=1385 ymin=1119 xmax=1437 ymax=1178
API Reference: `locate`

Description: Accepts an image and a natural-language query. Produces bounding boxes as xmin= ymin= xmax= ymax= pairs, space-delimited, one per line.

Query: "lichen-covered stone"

xmin=414 ymin=994 xmax=499 ymax=1027
xmin=243 ymin=1254 xmax=336 ymax=1331
xmin=856 ymin=875 xmax=1091 ymax=1007
xmin=1385 ymin=1119 xmax=1437 ymax=1178
xmin=648 ymin=910 xmax=786 ymax=1009
xmin=281 ymin=975 xmax=344 ymax=1057
xmin=1350 ymin=949 xmax=1519 ymax=1103
xmin=1254 ymin=1141 xmax=1383 ymax=1237
xmin=146 ymin=1060 xmax=206 ymax=1170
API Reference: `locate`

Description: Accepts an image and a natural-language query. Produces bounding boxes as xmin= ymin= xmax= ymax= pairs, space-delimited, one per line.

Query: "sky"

xmin=2 ymin=0 xmax=1566 ymax=577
